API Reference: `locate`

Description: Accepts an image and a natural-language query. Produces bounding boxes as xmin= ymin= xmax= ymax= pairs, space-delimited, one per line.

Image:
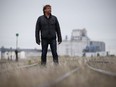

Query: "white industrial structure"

xmin=58 ymin=29 xmax=106 ymax=57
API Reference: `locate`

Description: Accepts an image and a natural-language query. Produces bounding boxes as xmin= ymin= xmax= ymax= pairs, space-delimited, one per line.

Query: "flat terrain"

xmin=0 ymin=56 xmax=116 ymax=87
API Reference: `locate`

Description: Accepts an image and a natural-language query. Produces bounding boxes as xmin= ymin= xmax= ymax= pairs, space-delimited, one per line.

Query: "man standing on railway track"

xmin=35 ymin=5 xmax=62 ymax=66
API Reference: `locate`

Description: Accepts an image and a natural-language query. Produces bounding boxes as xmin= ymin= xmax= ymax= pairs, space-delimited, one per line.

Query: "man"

xmin=35 ymin=5 xmax=62 ymax=65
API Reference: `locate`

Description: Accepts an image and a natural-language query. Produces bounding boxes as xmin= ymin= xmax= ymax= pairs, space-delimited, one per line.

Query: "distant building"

xmin=0 ymin=29 xmax=106 ymax=59
xmin=0 ymin=47 xmax=52 ymax=59
xmin=58 ymin=29 xmax=106 ymax=57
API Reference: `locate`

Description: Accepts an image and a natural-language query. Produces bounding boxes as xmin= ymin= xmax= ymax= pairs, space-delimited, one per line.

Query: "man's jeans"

xmin=41 ymin=39 xmax=58 ymax=65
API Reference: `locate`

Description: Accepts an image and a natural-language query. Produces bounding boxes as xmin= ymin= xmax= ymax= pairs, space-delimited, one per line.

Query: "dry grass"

xmin=88 ymin=56 xmax=116 ymax=72
xmin=54 ymin=56 xmax=116 ymax=87
xmin=0 ymin=56 xmax=79 ymax=87
xmin=0 ymin=56 xmax=116 ymax=87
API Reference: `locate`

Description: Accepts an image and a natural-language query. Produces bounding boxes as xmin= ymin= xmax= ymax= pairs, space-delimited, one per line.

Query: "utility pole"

xmin=15 ymin=33 xmax=19 ymax=62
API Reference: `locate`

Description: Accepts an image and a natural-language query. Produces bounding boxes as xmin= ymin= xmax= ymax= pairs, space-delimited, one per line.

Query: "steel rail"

xmin=86 ymin=62 xmax=116 ymax=77
xmin=38 ymin=67 xmax=80 ymax=87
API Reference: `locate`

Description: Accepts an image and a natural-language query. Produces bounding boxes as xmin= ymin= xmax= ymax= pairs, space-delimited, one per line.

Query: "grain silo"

xmin=58 ymin=28 xmax=106 ymax=57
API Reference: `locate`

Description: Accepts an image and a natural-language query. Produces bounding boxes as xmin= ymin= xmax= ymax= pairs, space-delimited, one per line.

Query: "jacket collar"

xmin=44 ymin=13 xmax=52 ymax=19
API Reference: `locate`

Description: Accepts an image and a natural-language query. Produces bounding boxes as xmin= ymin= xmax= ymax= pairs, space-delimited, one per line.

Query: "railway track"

xmin=0 ymin=63 xmax=39 ymax=74
xmin=38 ymin=67 xmax=80 ymax=87
xmin=86 ymin=58 xmax=116 ymax=77
xmin=0 ymin=57 xmax=116 ymax=87
xmin=36 ymin=57 xmax=116 ymax=87
xmin=86 ymin=62 xmax=116 ymax=77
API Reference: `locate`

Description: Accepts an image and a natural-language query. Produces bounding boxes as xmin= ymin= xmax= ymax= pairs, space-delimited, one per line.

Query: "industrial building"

xmin=58 ymin=29 xmax=106 ymax=57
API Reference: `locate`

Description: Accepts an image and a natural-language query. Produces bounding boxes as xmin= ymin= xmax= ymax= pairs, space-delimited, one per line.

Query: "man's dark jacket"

xmin=35 ymin=14 xmax=62 ymax=44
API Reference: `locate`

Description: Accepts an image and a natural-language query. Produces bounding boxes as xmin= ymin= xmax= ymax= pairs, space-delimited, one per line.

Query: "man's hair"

xmin=43 ymin=4 xmax=51 ymax=14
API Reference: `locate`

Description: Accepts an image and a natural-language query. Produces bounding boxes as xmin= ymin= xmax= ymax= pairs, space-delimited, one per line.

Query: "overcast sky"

xmin=0 ymin=0 xmax=116 ymax=54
